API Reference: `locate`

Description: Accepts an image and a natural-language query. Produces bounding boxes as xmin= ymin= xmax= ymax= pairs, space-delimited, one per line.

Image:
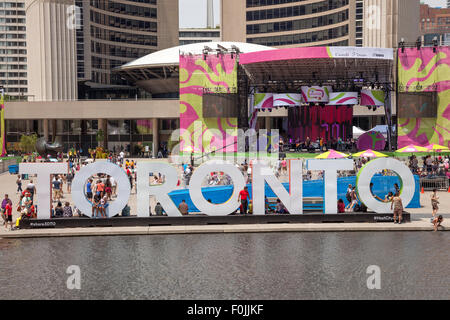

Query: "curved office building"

xmin=76 ymin=0 xmax=178 ymax=99
xmin=222 ymin=0 xmax=354 ymax=47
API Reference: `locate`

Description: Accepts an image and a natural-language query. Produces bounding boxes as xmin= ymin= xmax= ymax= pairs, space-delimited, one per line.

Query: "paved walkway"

xmin=0 ymin=218 xmax=447 ymax=238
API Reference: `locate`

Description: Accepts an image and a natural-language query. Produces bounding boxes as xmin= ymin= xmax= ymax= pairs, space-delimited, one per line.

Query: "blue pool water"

xmin=169 ymin=175 xmax=421 ymax=212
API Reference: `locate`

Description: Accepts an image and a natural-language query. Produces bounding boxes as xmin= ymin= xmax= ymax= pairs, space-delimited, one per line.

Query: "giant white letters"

xmin=356 ymin=158 xmax=415 ymax=213
xmin=189 ymin=161 xmax=246 ymax=216
xmin=137 ymin=162 xmax=181 ymax=216
xmin=252 ymin=160 xmax=303 ymax=215
xmin=19 ymin=158 xmax=418 ymax=219
xmin=307 ymin=159 xmax=354 ymax=214
xmin=19 ymin=163 xmax=68 ymax=219
xmin=71 ymin=161 xmax=130 ymax=217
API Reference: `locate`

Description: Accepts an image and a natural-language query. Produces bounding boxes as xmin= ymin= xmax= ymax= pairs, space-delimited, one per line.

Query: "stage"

xmin=19 ymin=213 xmax=411 ymax=229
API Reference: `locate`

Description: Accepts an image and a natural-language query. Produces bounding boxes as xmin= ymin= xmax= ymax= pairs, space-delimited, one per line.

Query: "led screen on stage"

xmin=203 ymin=93 xmax=239 ymax=117
xmin=398 ymin=92 xmax=438 ymax=118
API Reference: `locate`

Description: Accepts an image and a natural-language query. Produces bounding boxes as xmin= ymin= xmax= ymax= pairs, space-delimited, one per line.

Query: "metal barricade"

xmin=420 ymin=177 xmax=449 ymax=191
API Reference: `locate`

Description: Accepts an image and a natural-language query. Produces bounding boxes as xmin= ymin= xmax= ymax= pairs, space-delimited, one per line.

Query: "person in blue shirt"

xmin=86 ymin=179 xmax=93 ymax=200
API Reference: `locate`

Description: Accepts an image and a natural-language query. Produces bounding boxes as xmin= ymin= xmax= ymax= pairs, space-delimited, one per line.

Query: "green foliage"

xmin=19 ymin=134 xmax=38 ymax=153
xmin=96 ymin=129 xmax=104 ymax=143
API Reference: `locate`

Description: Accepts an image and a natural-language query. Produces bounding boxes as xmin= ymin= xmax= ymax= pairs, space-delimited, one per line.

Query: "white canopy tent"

xmin=353 ymin=126 xmax=367 ymax=139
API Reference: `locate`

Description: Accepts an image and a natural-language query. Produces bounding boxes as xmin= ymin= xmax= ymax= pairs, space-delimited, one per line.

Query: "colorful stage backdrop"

xmin=288 ymin=106 xmax=353 ymax=142
xmin=397 ymin=47 xmax=450 ymax=148
xmin=179 ymin=54 xmax=238 ymax=153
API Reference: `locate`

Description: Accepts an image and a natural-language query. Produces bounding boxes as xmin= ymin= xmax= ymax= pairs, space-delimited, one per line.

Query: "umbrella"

xmin=353 ymin=149 xmax=388 ymax=158
xmin=395 ymin=145 xmax=428 ymax=153
xmin=315 ymin=149 xmax=350 ymax=159
xmin=424 ymin=144 xmax=449 ymax=151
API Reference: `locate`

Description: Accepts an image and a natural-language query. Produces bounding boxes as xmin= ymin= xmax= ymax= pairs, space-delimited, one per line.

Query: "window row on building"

xmin=91 ymin=26 xmax=158 ymax=47
xmin=0 ymin=49 xmax=26 ymax=55
xmin=90 ymin=11 xmax=157 ymax=32
xmin=0 ymin=2 xmax=24 ymax=8
xmin=0 ymin=18 xmax=25 ymax=23
xmin=0 ymin=33 xmax=26 ymax=39
xmin=0 ymin=72 xmax=27 ymax=77
xmin=0 ymin=79 xmax=27 ymax=85
xmin=2 ymin=87 xmax=27 ymax=93
xmin=93 ymin=0 xmax=157 ymax=18
xmin=0 ymin=64 xmax=26 ymax=70
xmin=0 ymin=25 xmax=25 ymax=31
xmin=246 ymin=0 xmax=348 ymax=21
xmin=247 ymin=24 xmax=349 ymax=46
xmin=91 ymin=41 xmax=154 ymax=59
xmin=90 ymin=0 xmax=157 ymax=6
xmin=0 ymin=9 xmax=25 ymax=15
xmin=179 ymin=31 xmax=221 ymax=38
xmin=246 ymin=10 xmax=348 ymax=34
xmin=247 ymin=0 xmax=306 ymax=8
xmin=0 ymin=41 xmax=26 ymax=47
xmin=0 ymin=56 xmax=26 ymax=62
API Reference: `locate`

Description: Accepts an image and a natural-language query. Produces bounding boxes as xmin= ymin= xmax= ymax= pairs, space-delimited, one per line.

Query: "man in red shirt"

xmin=4 ymin=199 xmax=13 ymax=230
xmin=238 ymin=186 xmax=250 ymax=214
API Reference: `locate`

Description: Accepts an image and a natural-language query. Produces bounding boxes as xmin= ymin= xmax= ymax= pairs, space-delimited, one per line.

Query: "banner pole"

xmin=0 ymin=88 xmax=6 ymax=157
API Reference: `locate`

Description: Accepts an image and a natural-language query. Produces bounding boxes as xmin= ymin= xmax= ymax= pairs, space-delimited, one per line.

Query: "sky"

xmin=179 ymin=0 xmax=448 ymax=29
xmin=179 ymin=0 xmax=221 ymax=28
xmin=421 ymin=0 xmax=447 ymax=7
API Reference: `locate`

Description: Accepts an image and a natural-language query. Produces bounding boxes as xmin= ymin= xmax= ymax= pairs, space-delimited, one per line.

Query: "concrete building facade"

xmin=25 ymin=0 xmax=78 ymax=102
xmin=179 ymin=28 xmax=221 ymax=45
xmin=363 ymin=0 xmax=420 ymax=48
xmin=420 ymin=3 xmax=450 ymax=46
xmin=0 ymin=0 xmax=27 ymax=99
xmin=76 ymin=0 xmax=179 ymax=99
xmin=222 ymin=0 xmax=354 ymax=47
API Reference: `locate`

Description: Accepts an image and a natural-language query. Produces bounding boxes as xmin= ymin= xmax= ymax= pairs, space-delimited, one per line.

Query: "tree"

xmin=19 ymin=134 xmax=38 ymax=153
xmin=96 ymin=129 xmax=104 ymax=147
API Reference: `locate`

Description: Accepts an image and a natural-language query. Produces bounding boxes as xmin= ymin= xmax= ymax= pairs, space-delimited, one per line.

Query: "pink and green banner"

xmin=273 ymin=93 xmax=302 ymax=107
xmin=397 ymin=47 xmax=450 ymax=148
xmin=0 ymin=90 xmax=6 ymax=157
xmin=179 ymin=54 xmax=238 ymax=153
xmin=360 ymin=89 xmax=385 ymax=106
xmin=239 ymin=47 xmax=393 ymax=65
xmin=328 ymin=92 xmax=358 ymax=105
xmin=253 ymin=93 xmax=273 ymax=109
xmin=300 ymin=86 xmax=331 ymax=103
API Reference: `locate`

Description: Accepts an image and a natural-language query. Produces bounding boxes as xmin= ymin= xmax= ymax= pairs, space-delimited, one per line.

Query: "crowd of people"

xmin=280 ymin=136 xmax=358 ymax=153
xmin=408 ymin=154 xmax=450 ymax=180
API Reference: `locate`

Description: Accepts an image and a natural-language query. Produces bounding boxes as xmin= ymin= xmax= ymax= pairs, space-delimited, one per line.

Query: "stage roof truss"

xmin=240 ymin=57 xmax=394 ymax=88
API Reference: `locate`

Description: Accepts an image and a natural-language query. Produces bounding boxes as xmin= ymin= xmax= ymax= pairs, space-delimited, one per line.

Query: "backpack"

xmin=353 ymin=204 xmax=361 ymax=212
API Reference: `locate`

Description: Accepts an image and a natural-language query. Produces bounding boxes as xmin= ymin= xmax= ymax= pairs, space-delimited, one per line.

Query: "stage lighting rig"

xmin=416 ymin=37 xmax=422 ymax=50
xmin=433 ymin=36 xmax=438 ymax=53
xmin=217 ymin=44 xmax=228 ymax=52
xmin=399 ymin=38 xmax=405 ymax=53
